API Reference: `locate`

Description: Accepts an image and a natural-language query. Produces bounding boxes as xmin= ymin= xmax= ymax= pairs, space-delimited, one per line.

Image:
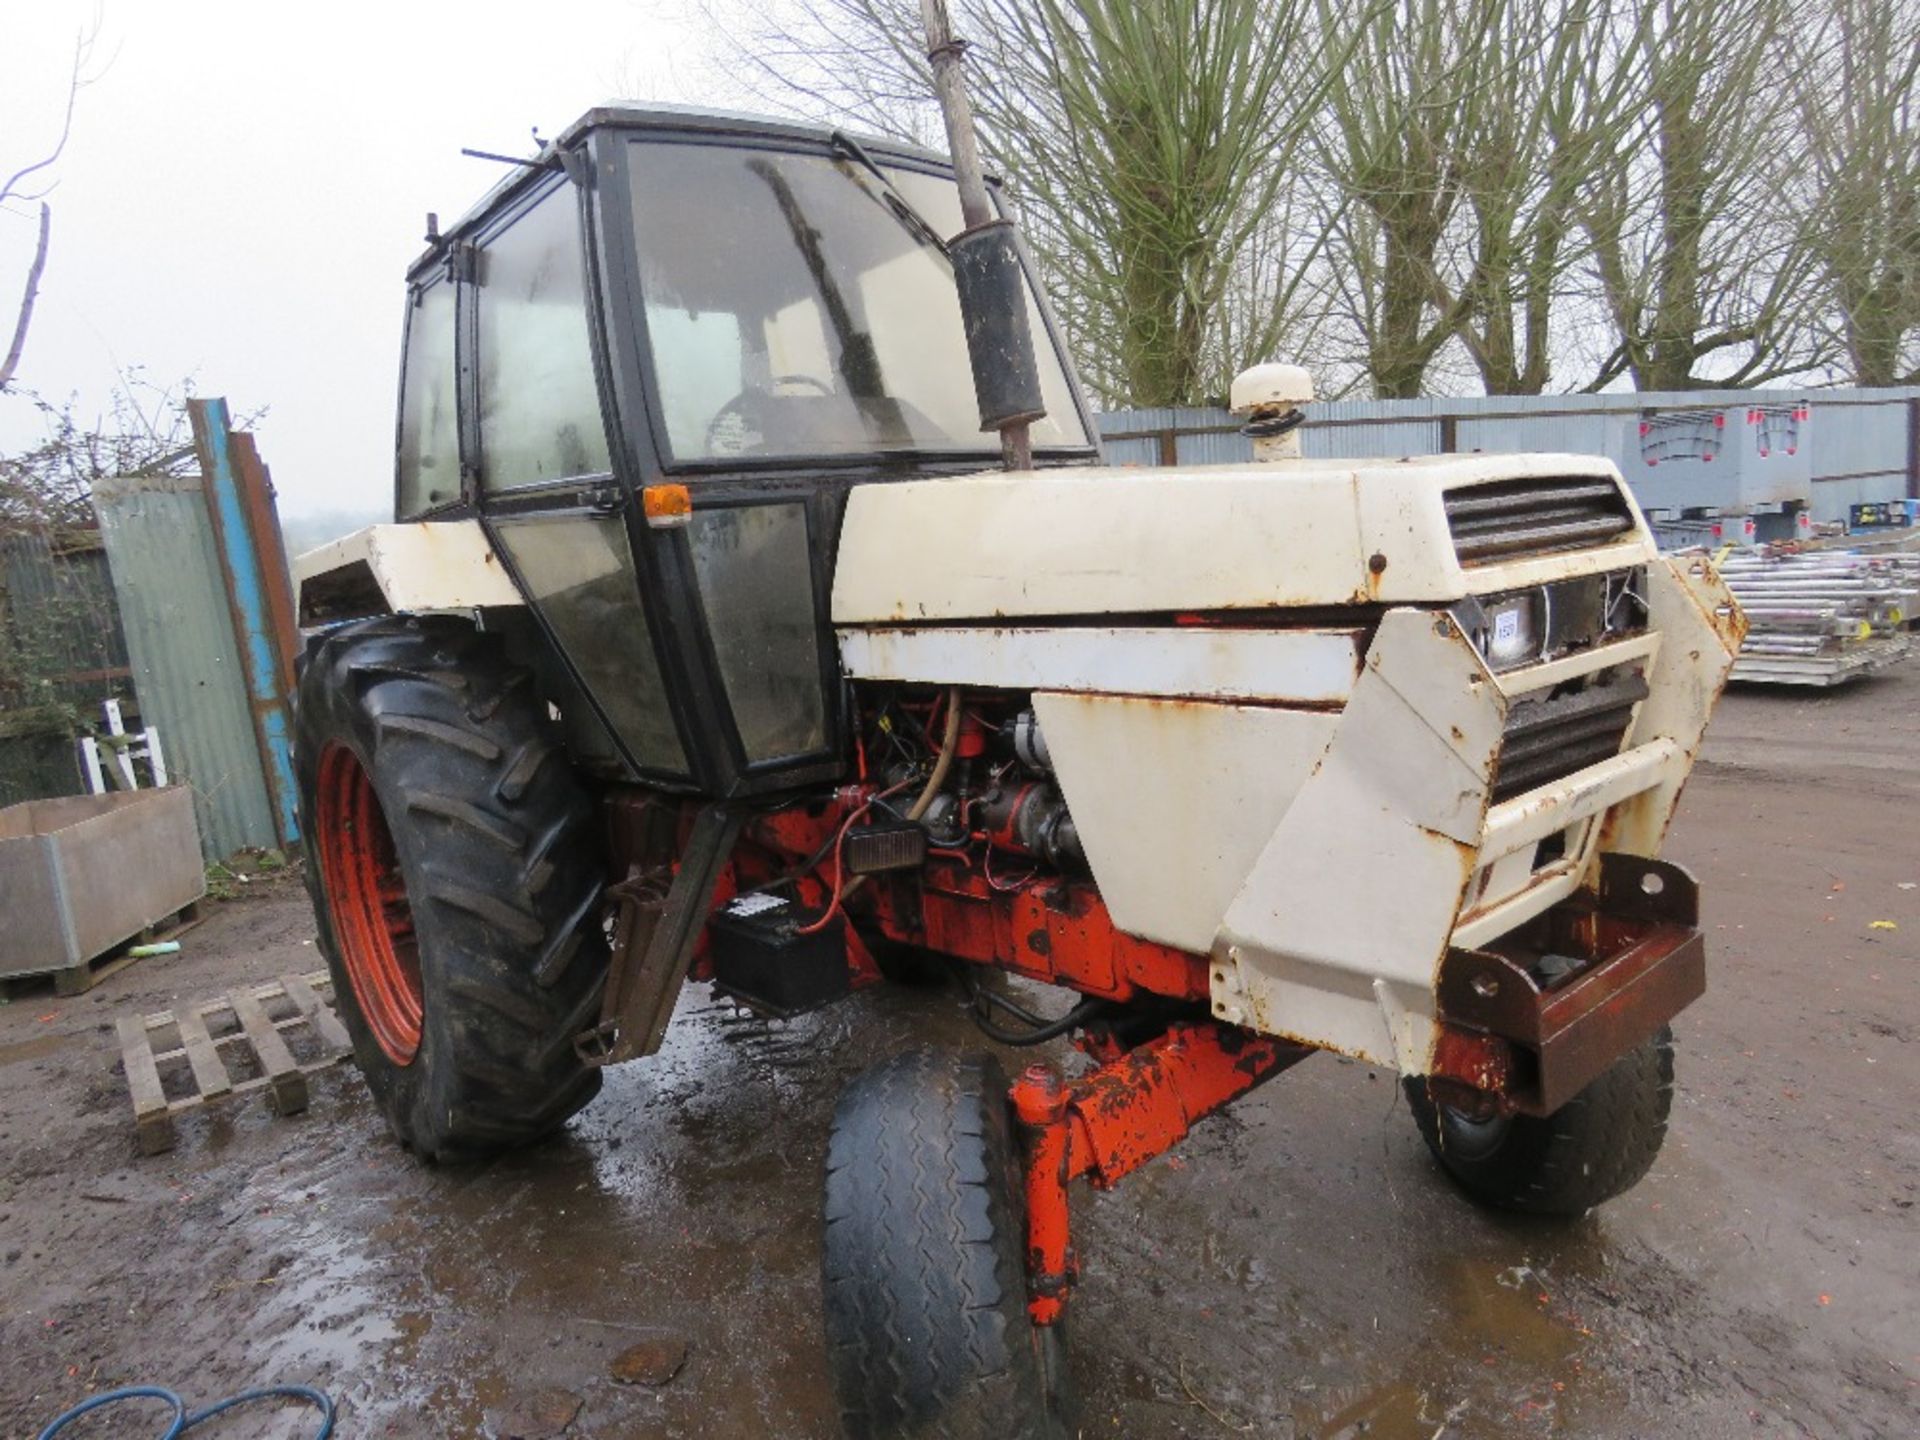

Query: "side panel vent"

xmin=1446 ymin=477 xmax=1635 ymax=566
xmin=1493 ymin=669 xmax=1649 ymax=804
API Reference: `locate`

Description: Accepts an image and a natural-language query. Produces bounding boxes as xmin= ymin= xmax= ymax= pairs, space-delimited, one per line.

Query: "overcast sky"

xmin=0 ymin=1 xmax=736 ymax=522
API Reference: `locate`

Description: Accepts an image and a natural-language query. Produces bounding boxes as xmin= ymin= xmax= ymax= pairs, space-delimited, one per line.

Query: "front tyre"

xmin=822 ymin=1050 xmax=1074 ymax=1440
xmin=1406 ymin=1026 xmax=1675 ymax=1216
xmin=296 ymin=618 xmax=610 ymax=1161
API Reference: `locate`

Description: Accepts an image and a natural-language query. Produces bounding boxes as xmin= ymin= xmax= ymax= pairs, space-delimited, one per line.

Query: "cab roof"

xmin=408 ymin=102 xmax=954 ymax=282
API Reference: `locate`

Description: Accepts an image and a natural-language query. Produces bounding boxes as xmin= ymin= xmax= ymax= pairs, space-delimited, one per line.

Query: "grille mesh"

xmin=1446 ymin=477 xmax=1635 ymax=566
xmin=1493 ymin=670 xmax=1649 ymax=804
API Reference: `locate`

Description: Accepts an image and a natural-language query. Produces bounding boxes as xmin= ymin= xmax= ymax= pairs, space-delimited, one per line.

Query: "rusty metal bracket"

xmin=576 ymin=802 xmax=741 ymax=1067
xmin=1009 ymin=1022 xmax=1309 ymax=1326
xmin=1437 ymin=853 xmax=1705 ymax=1114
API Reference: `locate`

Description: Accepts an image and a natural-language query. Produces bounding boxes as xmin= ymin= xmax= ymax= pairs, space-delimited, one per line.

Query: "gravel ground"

xmin=1 ymin=668 xmax=1915 ymax=1439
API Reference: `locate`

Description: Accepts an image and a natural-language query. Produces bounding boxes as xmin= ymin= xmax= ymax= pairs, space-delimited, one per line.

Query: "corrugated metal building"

xmin=92 ymin=471 xmax=278 ymax=860
xmin=1099 ymin=386 xmax=1920 ymax=526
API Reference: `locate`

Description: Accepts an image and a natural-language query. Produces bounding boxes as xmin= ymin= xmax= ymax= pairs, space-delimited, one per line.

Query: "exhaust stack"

xmin=919 ymin=0 xmax=1046 ymax=471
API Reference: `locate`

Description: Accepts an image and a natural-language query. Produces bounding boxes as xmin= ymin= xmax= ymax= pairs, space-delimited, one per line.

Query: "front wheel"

xmin=1406 ymin=1026 xmax=1675 ymax=1216
xmin=296 ymin=617 xmax=611 ymax=1161
xmin=822 ymin=1050 xmax=1074 ymax=1440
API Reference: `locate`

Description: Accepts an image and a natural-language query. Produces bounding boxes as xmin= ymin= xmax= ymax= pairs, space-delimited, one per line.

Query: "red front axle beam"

xmin=1008 ymin=1021 xmax=1310 ymax=1324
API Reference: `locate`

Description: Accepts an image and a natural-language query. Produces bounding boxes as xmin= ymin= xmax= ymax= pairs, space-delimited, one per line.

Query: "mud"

xmin=2 ymin=669 xmax=1916 ymax=1438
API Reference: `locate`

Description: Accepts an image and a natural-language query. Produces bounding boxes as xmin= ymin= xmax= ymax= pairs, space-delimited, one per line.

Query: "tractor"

xmin=290 ymin=40 xmax=1743 ymax=1440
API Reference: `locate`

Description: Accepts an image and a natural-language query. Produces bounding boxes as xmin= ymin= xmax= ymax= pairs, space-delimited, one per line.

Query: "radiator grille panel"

xmin=1493 ymin=670 xmax=1649 ymax=804
xmin=1447 ymin=477 xmax=1635 ymax=566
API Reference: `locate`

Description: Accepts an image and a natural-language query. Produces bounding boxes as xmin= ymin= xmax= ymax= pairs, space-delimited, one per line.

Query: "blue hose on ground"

xmin=36 ymin=1383 xmax=334 ymax=1439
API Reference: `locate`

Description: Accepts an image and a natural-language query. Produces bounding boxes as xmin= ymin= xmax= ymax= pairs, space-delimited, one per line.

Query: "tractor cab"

xmin=389 ymin=105 xmax=1096 ymax=801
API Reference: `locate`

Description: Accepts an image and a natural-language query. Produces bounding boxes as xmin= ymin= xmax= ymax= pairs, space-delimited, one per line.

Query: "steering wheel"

xmin=705 ymin=374 xmax=835 ymax=455
xmin=768 ymin=373 xmax=834 ymax=397
xmin=702 ymin=374 xmax=829 ymax=453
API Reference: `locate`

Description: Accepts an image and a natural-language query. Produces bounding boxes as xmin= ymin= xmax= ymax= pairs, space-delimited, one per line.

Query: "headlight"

xmin=1452 ymin=590 xmax=1545 ymax=672
xmin=1455 ymin=569 xmax=1649 ymax=672
xmin=1484 ymin=592 xmax=1543 ymax=669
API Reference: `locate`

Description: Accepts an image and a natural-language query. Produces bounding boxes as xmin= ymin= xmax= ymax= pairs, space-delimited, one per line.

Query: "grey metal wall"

xmin=1099 ymin=386 xmax=1920 ymax=526
xmin=92 ymin=472 xmax=277 ymax=860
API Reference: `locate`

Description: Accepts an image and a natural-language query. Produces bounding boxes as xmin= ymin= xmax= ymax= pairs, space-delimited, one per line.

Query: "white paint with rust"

xmin=293 ymin=521 xmax=522 ymax=619
xmin=1031 ymin=695 xmax=1340 ymax=954
xmin=997 ymin=558 xmax=1738 ymax=1076
xmin=837 ymin=626 xmax=1364 ymax=704
xmin=831 ymin=453 xmax=1655 ymax=624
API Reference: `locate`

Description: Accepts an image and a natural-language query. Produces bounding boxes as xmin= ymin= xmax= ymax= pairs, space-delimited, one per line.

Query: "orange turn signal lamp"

xmin=643 ymin=484 xmax=692 ymax=529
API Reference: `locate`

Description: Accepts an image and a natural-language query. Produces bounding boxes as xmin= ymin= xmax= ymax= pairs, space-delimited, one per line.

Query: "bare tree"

xmin=686 ymin=0 xmax=1907 ymax=404
xmin=1313 ymin=0 xmax=1513 ymax=399
xmin=693 ymin=0 xmax=1350 ymax=407
xmin=1574 ymin=0 xmax=1822 ymax=390
xmin=1439 ymin=1 xmax=1650 ymax=394
xmin=0 ymin=23 xmax=98 ymax=393
xmin=1796 ymin=0 xmax=1920 ymax=386
xmin=0 ymin=371 xmax=206 ymax=537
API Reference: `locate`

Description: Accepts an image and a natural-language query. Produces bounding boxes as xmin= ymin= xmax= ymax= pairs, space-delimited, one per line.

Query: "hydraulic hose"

xmin=36 ymin=1384 xmax=334 ymax=1440
xmin=797 ymin=686 xmax=964 ymax=935
xmin=846 ymin=684 xmax=961 ymax=907
xmin=906 ymin=686 xmax=964 ymax=823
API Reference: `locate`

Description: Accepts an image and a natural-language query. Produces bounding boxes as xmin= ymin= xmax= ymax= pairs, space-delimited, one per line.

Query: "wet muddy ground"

xmin=2 ymin=669 xmax=1916 ymax=1438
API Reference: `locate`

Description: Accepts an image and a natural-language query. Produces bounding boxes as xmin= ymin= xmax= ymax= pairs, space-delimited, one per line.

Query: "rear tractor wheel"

xmin=296 ymin=618 xmax=610 ymax=1160
xmin=1406 ymin=1025 xmax=1675 ymax=1216
xmin=822 ymin=1050 xmax=1074 ymax=1440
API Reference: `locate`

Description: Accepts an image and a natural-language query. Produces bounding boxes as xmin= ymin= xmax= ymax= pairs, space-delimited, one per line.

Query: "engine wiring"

xmin=790 ymin=778 xmax=918 ymax=936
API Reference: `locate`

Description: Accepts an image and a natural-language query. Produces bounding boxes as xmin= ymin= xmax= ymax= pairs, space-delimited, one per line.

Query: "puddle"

xmin=1288 ymin=1250 xmax=1607 ymax=1438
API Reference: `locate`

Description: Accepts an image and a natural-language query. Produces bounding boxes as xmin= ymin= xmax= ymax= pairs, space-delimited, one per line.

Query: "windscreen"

xmin=625 ymin=139 xmax=1087 ymax=464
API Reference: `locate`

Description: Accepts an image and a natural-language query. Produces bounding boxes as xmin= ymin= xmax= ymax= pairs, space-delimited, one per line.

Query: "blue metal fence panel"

xmin=91 ymin=471 xmax=278 ymax=861
xmin=1102 ymin=435 xmax=1160 ymax=468
xmin=191 ymin=399 xmax=299 ymax=846
xmin=1173 ymin=428 xmax=1254 ymax=466
xmin=1457 ymin=411 xmax=1618 ymax=461
xmin=1304 ymin=418 xmax=1444 ymax=459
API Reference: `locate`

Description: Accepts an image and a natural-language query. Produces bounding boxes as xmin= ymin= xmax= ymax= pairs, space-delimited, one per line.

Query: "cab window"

xmin=476 ymin=184 xmax=610 ymax=491
xmin=396 ymin=278 xmax=459 ymax=518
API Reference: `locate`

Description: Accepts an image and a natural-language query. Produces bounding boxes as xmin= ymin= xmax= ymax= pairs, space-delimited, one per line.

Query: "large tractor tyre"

xmin=295 ymin=617 xmax=610 ymax=1161
xmin=1405 ymin=1025 xmax=1675 ymax=1217
xmin=822 ymin=1050 xmax=1074 ymax=1440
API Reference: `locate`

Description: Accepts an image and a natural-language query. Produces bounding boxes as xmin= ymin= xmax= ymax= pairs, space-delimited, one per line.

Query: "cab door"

xmin=460 ymin=162 xmax=842 ymax=800
xmin=458 ymin=173 xmax=693 ymax=787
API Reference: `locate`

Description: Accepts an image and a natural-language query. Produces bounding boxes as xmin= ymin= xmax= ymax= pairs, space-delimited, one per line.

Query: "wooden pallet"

xmin=117 ymin=970 xmax=354 ymax=1155
xmin=1 ymin=900 xmax=207 ymax=1000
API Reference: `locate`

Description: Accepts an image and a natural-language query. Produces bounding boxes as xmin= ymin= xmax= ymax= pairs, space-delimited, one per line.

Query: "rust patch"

xmin=1415 ymin=822 xmax=1478 ymax=882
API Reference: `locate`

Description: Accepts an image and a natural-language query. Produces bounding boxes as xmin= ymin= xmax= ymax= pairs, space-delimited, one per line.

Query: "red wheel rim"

xmin=315 ymin=742 xmax=424 ymax=1065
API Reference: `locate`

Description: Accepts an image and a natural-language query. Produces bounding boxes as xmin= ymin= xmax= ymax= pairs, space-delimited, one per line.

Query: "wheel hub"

xmin=315 ymin=743 xmax=424 ymax=1065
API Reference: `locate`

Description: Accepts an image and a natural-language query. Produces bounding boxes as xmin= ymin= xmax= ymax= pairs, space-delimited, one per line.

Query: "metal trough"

xmin=0 ymin=787 xmax=205 ymax=980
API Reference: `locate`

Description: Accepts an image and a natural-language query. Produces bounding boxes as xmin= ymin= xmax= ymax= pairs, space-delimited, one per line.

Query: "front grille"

xmin=1446 ymin=477 xmax=1635 ymax=566
xmin=1492 ymin=669 xmax=1649 ymax=804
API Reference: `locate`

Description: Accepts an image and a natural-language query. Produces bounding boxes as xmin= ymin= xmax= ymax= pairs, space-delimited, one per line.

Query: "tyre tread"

xmin=1407 ymin=1026 xmax=1675 ymax=1216
xmin=822 ymin=1050 xmax=1070 ymax=1440
xmin=296 ymin=617 xmax=608 ymax=1161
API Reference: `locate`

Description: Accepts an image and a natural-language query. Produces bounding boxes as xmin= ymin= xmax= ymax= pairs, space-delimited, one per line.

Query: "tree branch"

xmin=0 ymin=27 xmax=91 ymax=208
xmin=0 ymin=202 xmax=51 ymax=392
